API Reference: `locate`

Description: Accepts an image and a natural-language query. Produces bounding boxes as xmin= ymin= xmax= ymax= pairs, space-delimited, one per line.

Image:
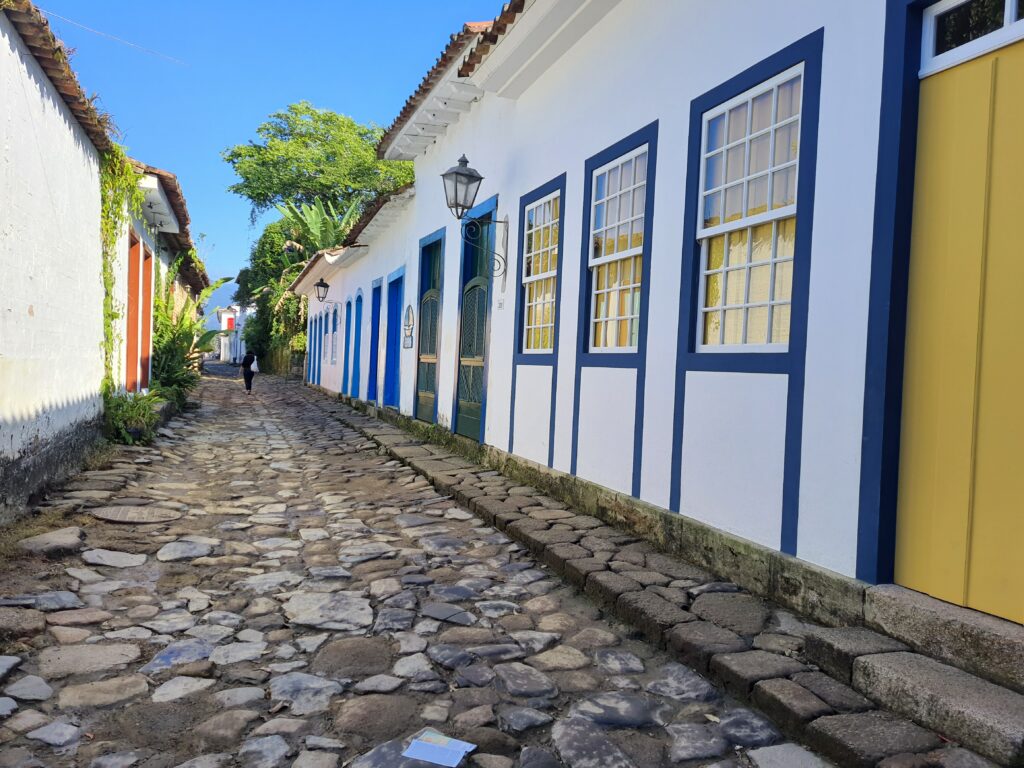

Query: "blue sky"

xmin=40 ymin=0 xmax=498 ymax=317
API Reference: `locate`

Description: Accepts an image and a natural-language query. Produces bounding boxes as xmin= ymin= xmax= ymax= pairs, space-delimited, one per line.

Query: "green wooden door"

xmin=455 ymin=215 xmax=492 ymax=440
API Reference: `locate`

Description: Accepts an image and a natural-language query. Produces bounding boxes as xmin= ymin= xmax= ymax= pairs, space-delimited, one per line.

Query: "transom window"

xmin=522 ymin=192 xmax=560 ymax=352
xmin=922 ymin=0 xmax=1024 ymax=75
xmin=589 ymin=145 xmax=648 ymax=351
xmin=697 ymin=66 xmax=802 ymax=350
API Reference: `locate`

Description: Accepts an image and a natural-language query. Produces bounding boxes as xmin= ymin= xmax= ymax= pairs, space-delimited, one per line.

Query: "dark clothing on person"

xmin=241 ymin=353 xmax=256 ymax=393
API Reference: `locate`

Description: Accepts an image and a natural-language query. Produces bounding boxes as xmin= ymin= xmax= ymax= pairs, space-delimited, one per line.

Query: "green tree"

xmin=223 ymin=101 xmax=412 ymax=222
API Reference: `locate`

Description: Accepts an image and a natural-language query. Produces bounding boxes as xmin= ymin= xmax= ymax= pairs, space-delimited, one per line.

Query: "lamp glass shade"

xmin=441 ymin=155 xmax=484 ymax=219
xmin=313 ymin=278 xmax=329 ymax=302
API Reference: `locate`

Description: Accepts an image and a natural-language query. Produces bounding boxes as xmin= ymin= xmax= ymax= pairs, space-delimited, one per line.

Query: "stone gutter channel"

xmin=302 ymin=389 xmax=1018 ymax=768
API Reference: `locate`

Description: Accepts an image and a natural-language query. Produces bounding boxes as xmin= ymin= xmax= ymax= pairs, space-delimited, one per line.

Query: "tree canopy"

xmin=223 ymin=101 xmax=412 ymax=221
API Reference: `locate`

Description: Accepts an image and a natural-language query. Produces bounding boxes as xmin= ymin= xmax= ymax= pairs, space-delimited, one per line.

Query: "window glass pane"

xmin=772 ymin=166 xmax=796 ymax=209
xmin=705 ymin=274 xmax=722 ymax=307
xmin=607 ymin=196 xmax=619 ymax=225
xmin=708 ymin=236 xmax=725 ymax=270
xmin=935 ymin=0 xmax=1005 ymax=55
xmin=752 ymin=91 xmax=773 ymax=132
xmin=703 ymin=311 xmax=722 ymax=345
xmin=595 ymin=173 xmax=606 ymax=200
xmin=728 ymin=103 xmax=748 ymax=143
xmin=617 ymin=223 xmax=630 ymax=252
xmin=777 ymin=216 xmax=796 ymax=258
xmin=605 ymin=231 xmax=616 ymax=256
xmin=608 ymin=166 xmax=620 ymax=196
xmin=750 ymin=223 xmax=772 ymax=262
xmin=724 ymin=184 xmax=743 ymax=223
xmin=725 ymin=145 xmax=745 ymax=183
xmin=633 ymin=189 xmax=645 ymax=218
xmin=630 ymin=219 xmax=644 ymax=249
xmin=724 ymin=309 xmax=744 ymax=344
xmin=749 ymin=265 xmax=771 ymax=303
xmin=703 ymin=192 xmax=722 ymax=228
xmin=727 ymin=229 xmax=748 ymax=267
xmin=774 ymin=121 xmax=799 ymax=165
xmin=771 ymin=304 xmax=791 ymax=343
xmin=747 ymin=175 xmax=768 ymax=216
xmin=635 ymin=152 xmax=648 ymax=183
xmin=776 ymin=76 xmax=802 ymax=121
xmin=593 ymin=235 xmax=603 ymax=261
xmin=552 ymin=196 xmax=560 ymax=220
xmin=774 ymin=260 xmax=793 ymax=302
xmin=594 ymin=202 xmax=605 ymax=230
xmin=707 ymin=114 xmax=726 ymax=152
xmin=705 ymin=153 xmax=723 ymax=190
xmin=620 ymin=159 xmax=633 ymax=188
xmin=725 ymin=269 xmax=746 ymax=305
xmin=747 ymin=306 xmax=769 ymax=344
xmin=749 ymin=134 xmax=770 ymax=174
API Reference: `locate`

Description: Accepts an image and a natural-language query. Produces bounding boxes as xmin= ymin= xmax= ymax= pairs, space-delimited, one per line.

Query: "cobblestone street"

xmin=0 ymin=370 xmax=994 ymax=768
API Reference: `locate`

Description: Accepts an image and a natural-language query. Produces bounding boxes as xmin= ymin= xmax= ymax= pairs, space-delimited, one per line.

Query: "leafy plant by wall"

xmin=150 ymin=255 xmax=228 ymax=408
xmin=102 ymin=391 xmax=162 ymax=445
xmin=99 ymin=143 xmax=145 ymax=394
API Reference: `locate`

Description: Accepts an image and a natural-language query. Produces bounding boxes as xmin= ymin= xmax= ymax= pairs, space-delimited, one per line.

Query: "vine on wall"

xmin=98 ymin=143 xmax=144 ymax=394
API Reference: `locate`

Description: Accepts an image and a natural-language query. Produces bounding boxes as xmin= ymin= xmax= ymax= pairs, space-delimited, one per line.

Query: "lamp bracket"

xmin=461 ymin=214 xmax=510 ymax=292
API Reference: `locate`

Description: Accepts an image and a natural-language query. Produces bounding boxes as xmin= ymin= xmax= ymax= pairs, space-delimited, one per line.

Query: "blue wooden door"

xmin=384 ymin=275 xmax=403 ymax=408
xmin=352 ymin=294 xmax=363 ymax=399
xmin=368 ymin=284 xmax=382 ymax=402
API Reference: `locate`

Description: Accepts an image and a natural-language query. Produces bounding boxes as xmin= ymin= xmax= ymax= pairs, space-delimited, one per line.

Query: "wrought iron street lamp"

xmin=440 ymin=155 xmax=510 ymax=288
xmin=313 ymin=278 xmax=329 ymax=303
xmin=441 ymin=155 xmax=484 ymax=220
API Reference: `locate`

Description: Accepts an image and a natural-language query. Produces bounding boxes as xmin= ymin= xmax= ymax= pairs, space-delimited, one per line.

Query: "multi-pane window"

xmin=522 ymin=192 xmax=560 ymax=352
xmin=923 ymin=0 xmax=1024 ymax=73
xmin=589 ymin=145 xmax=648 ymax=351
xmin=698 ymin=66 xmax=802 ymax=349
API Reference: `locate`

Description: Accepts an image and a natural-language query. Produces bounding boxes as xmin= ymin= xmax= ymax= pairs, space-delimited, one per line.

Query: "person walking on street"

xmin=240 ymin=351 xmax=257 ymax=395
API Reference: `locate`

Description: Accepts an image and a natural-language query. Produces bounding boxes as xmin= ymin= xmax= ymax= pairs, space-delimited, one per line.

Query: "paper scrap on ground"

xmin=402 ymin=728 xmax=476 ymax=767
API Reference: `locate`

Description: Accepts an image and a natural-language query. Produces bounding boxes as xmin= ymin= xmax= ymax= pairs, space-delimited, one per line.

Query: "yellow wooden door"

xmin=897 ymin=39 xmax=1024 ymax=624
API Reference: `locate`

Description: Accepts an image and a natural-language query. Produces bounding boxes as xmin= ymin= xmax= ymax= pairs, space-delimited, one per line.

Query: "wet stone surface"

xmin=0 ymin=367 xmax=842 ymax=767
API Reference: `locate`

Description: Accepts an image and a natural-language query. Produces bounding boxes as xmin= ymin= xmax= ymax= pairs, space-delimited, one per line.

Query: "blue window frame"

xmin=570 ymin=122 xmax=659 ymax=497
xmin=509 ymin=173 xmax=567 ymax=466
xmin=668 ymin=29 xmax=823 ymax=555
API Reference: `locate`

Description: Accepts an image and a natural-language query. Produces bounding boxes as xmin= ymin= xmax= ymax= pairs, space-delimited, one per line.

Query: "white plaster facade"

xmin=292 ymin=0 xmax=892 ymax=581
xmin=0 ymin=13 xmax=104 ymax=461
xmin=217 ymin=304 xmax=251 ymax=363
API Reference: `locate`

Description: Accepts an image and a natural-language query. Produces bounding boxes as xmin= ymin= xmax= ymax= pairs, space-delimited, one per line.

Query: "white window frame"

xmin=695 ymin=64 xmax=803 ymax=354
xmin=521 ymin=190 xmax=561 ymax=354
xmin=921 ymin=0 xmax=1024 ymax=77
xmin=588 ymin=143 xmax=649 ymax=353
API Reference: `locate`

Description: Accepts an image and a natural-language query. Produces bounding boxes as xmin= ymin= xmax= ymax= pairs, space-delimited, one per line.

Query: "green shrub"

xmin=103 ymin=391 xmax=162 ymax=445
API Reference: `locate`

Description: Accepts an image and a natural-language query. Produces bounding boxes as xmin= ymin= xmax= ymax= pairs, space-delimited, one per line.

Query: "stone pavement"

xmin=0 ymin=368 xmax=1000 ymax=768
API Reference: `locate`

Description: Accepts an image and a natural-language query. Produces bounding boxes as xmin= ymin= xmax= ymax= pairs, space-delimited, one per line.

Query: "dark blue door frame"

xmin=384 ymin=268 xmax=405 ymax=408
xmin=342 ymin=300 xmax=353 ymax=395
xmin=353 ymin=292 xmax=363 ymax=400
xmin=452 ymin=195 xmax=498 ymax=443
xmin=368 ymin=280 xmax=383 ymax=403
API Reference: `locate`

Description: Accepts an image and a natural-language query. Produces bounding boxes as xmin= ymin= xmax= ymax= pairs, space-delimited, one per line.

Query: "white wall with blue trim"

xmin=303 ymin=0 xmax=890 ymax=581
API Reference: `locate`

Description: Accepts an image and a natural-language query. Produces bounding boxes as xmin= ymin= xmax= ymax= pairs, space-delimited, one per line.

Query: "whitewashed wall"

xmin=313 ymin=0 xmax=888 ymax=578
xmin=0 ymin=14 xmax=103 ymax=459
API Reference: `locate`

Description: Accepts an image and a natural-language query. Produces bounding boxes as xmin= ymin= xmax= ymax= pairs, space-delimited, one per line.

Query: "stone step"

xmin=852 ymin=651 xmax=1024 ymax=765
xmin=865 ymin=584 xmax=1024 ymax=694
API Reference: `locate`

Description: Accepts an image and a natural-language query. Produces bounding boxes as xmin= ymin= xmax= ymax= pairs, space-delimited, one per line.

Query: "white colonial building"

xmin=216 ymin=304 xmax=251 ymax=363
xmin=291 ymin=0 xmax=1024 ymax=627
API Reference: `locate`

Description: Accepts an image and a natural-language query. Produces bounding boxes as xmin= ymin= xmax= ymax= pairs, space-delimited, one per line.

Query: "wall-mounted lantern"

xmin=440 ymin=155 xmax=510 ymax=290
xmin=313 ymin=278 xmax=329 ymax=302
